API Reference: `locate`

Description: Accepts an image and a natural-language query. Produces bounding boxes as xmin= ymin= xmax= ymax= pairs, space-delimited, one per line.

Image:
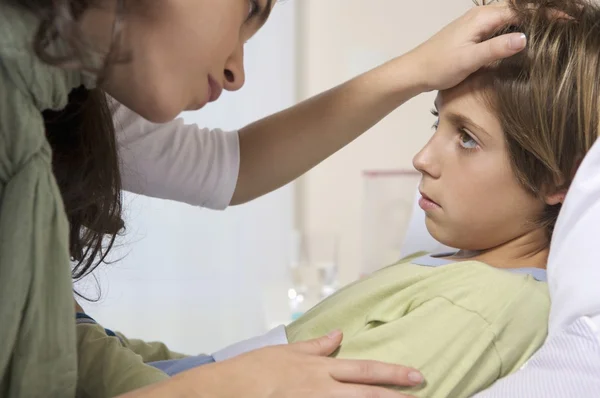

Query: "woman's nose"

xmin=223 ymin=44 xmax=246 ymax=92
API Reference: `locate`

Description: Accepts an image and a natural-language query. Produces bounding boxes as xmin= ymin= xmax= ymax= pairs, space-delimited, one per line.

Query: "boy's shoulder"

xmin=428 ymin=260 xmax=550 ymax=375
xmin=375 ymin=257 xmax=550 ymax=336
xmin=430 ymin=260 xmax=550 ymax=319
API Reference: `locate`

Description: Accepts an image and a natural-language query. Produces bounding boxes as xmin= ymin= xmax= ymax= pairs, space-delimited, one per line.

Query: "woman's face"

xmin=412 ymin=81 xmax=551 ymax=251
xmin=96 ymin=0 xmax=274 ymax=122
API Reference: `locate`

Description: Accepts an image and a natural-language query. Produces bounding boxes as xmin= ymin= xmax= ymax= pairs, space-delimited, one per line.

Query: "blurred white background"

xmin=80 ymin=0 xmax=477 ymax=354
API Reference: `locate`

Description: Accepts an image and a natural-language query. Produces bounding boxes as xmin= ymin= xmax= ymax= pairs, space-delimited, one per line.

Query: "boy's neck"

xmin=454 ymin=228 xmax=550 ymax=270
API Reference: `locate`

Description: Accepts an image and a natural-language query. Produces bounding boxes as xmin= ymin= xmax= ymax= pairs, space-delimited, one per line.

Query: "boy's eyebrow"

xmin=447 ymin=112 xmax=492 ymax=139
xmin=433 ymin=99 xmax=492 ymax=139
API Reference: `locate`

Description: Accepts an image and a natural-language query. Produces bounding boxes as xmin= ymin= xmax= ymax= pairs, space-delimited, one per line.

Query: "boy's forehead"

xmin=437 ymin=80 xmax=505 ymax=142
xmin=437 ymin=78 xmax=491 ymax=109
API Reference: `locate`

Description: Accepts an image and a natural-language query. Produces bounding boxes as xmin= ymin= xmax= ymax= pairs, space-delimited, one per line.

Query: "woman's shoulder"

xmin=0 ymin=3 xmax=91 ymax=112
xmin=0 ymin=3 xmax=36 ymax=55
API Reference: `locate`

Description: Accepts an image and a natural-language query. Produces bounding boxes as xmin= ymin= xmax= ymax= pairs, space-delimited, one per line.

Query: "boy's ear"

xmin=544 ymin=156 xmax=584 ymax=206
xmin=545 ymin=190 xmax=567 ymax=206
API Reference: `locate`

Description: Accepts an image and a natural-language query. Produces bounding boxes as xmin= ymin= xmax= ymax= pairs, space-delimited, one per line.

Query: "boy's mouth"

xmin=419 ymin=190 xmax=441 ymax=211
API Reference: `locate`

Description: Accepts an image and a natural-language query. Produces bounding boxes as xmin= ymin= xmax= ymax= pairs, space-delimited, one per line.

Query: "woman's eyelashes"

xmin=430 ymin=108 xmax=440 ymax=129
xmin=246 ymin=0 xmax=261 ymax=22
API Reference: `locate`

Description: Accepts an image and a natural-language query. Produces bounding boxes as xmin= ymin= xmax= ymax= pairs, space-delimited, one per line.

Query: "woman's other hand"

xmin=120 ymin=331 xmax=423 ymax=398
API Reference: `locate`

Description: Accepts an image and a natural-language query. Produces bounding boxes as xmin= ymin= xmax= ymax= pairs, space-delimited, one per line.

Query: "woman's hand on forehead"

xmin=405 ymin=1 xmax=526 ymax=92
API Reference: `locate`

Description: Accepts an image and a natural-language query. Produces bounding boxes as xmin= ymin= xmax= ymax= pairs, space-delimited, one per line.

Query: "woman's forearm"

xmin=117 ymin=380 xmax=188 ymax=398
xmin=230 ymin=3 xmax=526 ymax=206
xmin=231 ymin=54 xmax=423 ymax=205
xmin=117 ymin=371 xmax=205 ymax=398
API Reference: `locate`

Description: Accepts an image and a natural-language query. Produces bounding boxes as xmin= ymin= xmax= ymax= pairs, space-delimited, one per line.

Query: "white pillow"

xmin=547 ymin=140 xmax=600 ymax=334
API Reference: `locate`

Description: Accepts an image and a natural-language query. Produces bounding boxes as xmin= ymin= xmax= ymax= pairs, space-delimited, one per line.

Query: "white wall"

xmin=297 ymin=0 xmax=475 ymax=283
xmin=80 ymin=3 xmax=298 ymax=354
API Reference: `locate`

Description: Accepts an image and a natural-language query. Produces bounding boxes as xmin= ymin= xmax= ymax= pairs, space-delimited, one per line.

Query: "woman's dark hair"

xmin=6 ymin=0 xmax=127 ymax=281
xmin=43 ymin=87 xmax=124 ymax=281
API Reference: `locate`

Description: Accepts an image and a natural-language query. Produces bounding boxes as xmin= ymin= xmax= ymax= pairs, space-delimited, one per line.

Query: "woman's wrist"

xmin=360 ymin=54 xmax=429 ymax=108
xmin=175 ymin=363 xmax=224 ymax=398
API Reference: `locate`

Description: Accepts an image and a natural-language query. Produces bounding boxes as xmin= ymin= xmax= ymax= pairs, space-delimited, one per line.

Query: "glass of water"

xmin=288 ymin=231 xmax=340 ymax=320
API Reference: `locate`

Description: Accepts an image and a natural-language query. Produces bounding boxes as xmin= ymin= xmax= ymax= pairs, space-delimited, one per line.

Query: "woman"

xmin=0 ymin=1 xmax=526 ymax=397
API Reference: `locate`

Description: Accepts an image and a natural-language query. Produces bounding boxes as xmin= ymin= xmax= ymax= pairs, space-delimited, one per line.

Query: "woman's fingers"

xmin=287 ymin=333 xmax=424 ymax=389
xmin=466 ymin=2 xmax=518 ymax=37
xmin=288 ymin=330 xmax=344 ymax=356
xmin=328 ymin=358 xmax=424 ymax=387
xmin=470 ymin=32 xmax=527 ymax=67
xmin=174 ymin=339 xmax=424 ymax=398
xmin=288 ymin=333 xmax=424 ymax=389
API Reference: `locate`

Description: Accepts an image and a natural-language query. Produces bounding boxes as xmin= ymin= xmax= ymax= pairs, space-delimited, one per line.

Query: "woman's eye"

xmin=430 ymin=108 xmax=439 ymax=130
xmin=247 ymin=0 xmax=260 ymax=21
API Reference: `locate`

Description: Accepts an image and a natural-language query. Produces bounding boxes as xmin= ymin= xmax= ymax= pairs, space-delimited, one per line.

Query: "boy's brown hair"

xmin=475 ymin=0 xmax=600 ymax=236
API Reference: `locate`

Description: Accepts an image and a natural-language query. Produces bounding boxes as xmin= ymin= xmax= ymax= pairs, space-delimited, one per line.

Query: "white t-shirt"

xmin=111 ymin=100 xmax=240 ymax=210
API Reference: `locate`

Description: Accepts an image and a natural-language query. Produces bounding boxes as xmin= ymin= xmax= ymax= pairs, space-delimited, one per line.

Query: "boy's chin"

xmin=424 ymin=220 xmax=462 ymax=250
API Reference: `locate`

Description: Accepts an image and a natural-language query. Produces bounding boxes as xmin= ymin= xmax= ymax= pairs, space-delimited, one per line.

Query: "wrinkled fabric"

xmin=0 ymin=3 xmax=93 ymax=397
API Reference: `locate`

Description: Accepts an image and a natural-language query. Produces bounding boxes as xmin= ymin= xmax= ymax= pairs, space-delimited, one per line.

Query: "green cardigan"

xmin=0 ymin=3 xmax=92 ymax=397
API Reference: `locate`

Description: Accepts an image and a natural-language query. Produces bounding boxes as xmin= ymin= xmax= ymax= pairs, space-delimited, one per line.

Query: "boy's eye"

xmin=459 ymin=131 xmax=478 ymax=149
